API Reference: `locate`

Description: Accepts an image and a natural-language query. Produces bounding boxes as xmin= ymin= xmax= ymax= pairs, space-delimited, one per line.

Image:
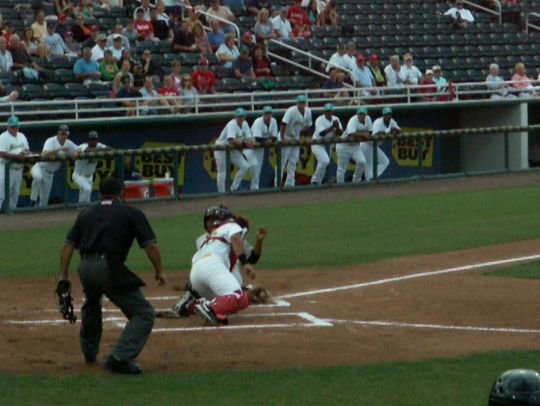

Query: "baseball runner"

xmin=214 ymin=108 xmax=257 ymax=193
xmin=72 ymin=131 xmax=110 ymax=204
xmin=311 ymin=103 xmax=343 ymax=185
xmin=0 ymin=116 xmax=30 ymax=211
xmin=247 ymin=105 xmax=278 ymax=190
xmin=360 ymin=106 xmax=399 ymax=180
xmin=30 ymin=125 xmax=78 ymax=207
xmin=336 ymin=106 xmax=371 ymax=184
xmin=276 ymin=95 xmax=313 ymax=187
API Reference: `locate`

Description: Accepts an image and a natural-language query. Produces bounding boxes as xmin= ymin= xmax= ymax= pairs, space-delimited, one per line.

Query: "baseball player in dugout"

xmin=56 ymin=177 xmax=166 ymax=375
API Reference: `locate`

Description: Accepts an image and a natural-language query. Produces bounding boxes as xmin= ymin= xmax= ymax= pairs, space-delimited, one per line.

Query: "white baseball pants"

xmin=359 ymin=143 xmax=390 ymax=180
xmin=311 ymin=145 xmax=332 ymax=185
xmin=275 ymin=146 xmax=300 ymax=187
xmin=336 ymin=144 xmax=367 ymax=184
xmin=190 ymin=255 xmax=242 ymax=300
xmin=30 ymin=164 xmax=54 ymax=207
xmin=243 ymin=148 xmax=262 ymax=190
xmin=72 ymin=172 xmax=94 ymax=203
xmin=214 ymin=150 xmax=253 ymax=193
xmin=0 ymin=166 xmax=23 ymax=210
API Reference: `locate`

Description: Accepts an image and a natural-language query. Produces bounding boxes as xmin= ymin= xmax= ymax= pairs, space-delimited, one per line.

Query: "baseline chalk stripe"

xmin=277 ymin=253 xmax=540 ymax=299
xmin=327 ymin=319 xmax=540 ymax=335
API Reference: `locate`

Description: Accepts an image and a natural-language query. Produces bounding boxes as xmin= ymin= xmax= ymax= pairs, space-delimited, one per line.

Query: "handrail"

xmin=525 ymin=12 xmax=540 ymax=34
xmin=463 ymin=0 xmax=502 ymax=24
xmin=268 ymin=39 xmax=356 ymax=89
xmin=266 ymin=50 xmax=334 ymax=87
xmin=185 ymin=4 xmax=241 ymax=40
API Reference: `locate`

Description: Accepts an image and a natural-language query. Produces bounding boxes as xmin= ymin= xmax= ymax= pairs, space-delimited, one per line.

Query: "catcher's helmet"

xmin=489 ymin=369 xmax=540 ymax=406
xmin=203 ymin=205 xmax=234 ymax=230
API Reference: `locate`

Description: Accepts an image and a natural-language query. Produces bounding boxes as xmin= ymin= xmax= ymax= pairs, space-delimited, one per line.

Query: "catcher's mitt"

xmin=56 ymin=280 xmax=77 ymax=324
xmin=248 ymin=286 xmax=270 ymax=304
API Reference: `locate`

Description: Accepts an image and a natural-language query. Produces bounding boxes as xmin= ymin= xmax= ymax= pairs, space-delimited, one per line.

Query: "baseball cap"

xmin=404 ymin=53 xmax=413 ymax=61
xmin=382 ymin=106 xmax=392 ymax=115
xmin=235 ymin=107 xmax=246 ymax=117
xmin=324 ymin=103 xmax=334 ymax=111
xmin=58 ymin=124 xmax=70 ymax=134
xmin=432 ymin=65 xmax=442 ymax=72
xmin=425 ymin=69 xmax=433 ymax=75
xmin=199 ymin=57 xmax=209 ymax=65
xmin=135 ymin=7 xmax=144 ymax=14
xmin=7 ymin=115 xmax=19 ymax=127
xmin=58 ymin=12 xmax=66 ymax=21
xmin=369 ymin=54 xmax=379 ymax=61
xmin=357 ymin=106 xmax=368 ymax=115
xmin=356 ymin=54 xmax=365 ymax=62
xmin=113 ymin=33 xmax=122 ymax=40
xmin=262 ymin=105 xmax=273 ymax=114
xmin=296 ymin=95 xmax=307 ymax=103
xmin=46 ymin=21 xmax=56 ymax=28
xmin=97 ymin=33 xmax=107 ymax=42
xmin=88 ymin=130 xmax=99 ymax=139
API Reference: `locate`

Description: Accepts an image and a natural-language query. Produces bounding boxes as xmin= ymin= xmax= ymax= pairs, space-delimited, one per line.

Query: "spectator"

xmin=326 ymin=43 xmax=350 ymax=82
xmin=162 ymin=0 xmax=182 ymax=16
xmin=216 ymin=33 xmax=239 ymax=69
xmin=116 ymin=74 xmax=141 ymax=116
xmin=170 ymin=59 xmax=182 ymax=88
xmin=55 ymin=0 xmax=73 ymax=16
xmin=43 ymin=21 xmax=70 ymax=57
xmin=82 ymin=26 xmax=100 ymax=49
xmin=207 ymin=0 xmax=236 ymax=34
xmin=117 ymin=48 xmax=136 ymax=69
xmin=73 ymin=46 xmax=101 ymax=83
xmin=225 ymin=0 xmax=245 ymax=16
xmin=141 ymin=48 xmax=163 ymax=77
xmin=173 ymin=20 xmax=196 ymax=52
xmin=99 ymin=48 xmax=120 ymax=81
xmin=444 ymin=0 xmax=474 ymax=28
xmin=254 ymin=8 xmax=278 ymax=42
xmin=418 ymin=69 xmax=437 ymax=102
xmin=91 ymin=33 xmax=107 ymax=63
xmin=139 ymin=75 xmax=162 ymax=115
xmin=287 ymin=0 xmax=309 ymax=31
xmin=55 ymin=13 xmax=69 ymax=39
xmin=10 ymin=35 xmax=44 ymax=79
xmin=78 ymin=0 xmax=95 ymax=19
xmin=134 ymin=7 xmax=155 ymax=42
xmin=343 ymin=42 xmax=356 ymax=72
xmin=233 ymin=46 xmax=256 ymax=79
xmin=22 ymin=26 xmax=47 ymax=59
xmin=31 ymin=9 xmax=47 ymax=42
xmin=246 ymin=0 xmax=271 ymax=16
xmin=184 ymin=7 xmax=202 ymax=33
xmin=180 ymin=74 xmax=198 ymax=109
xmin=122 ymin=20 xmax=139 ymax=43
xmin=486 ymin=63 xmax=516 ymax=99
xmin=64 ymin=32 xmax=81 ymax=56
xmin=156 ymin=1 xmax=170 ymax=22
xmin=384 ymin=55 xmax=406 ymax=88
xmin=132 ymin=62 xmax=145 ymax=88
xmin=72 ymin=14 xmax=93 ymax=44
xmin=134 ymin=0 xmax=154 ymax=19
xmin=321 ymin=0 xmax=339 ymax=26
xmin=193 ymin=22 xmax=212 ymax=54
xmin=368 ymin=54 xmax=386 ymax=87
xmin=241 ymin=31 xmax=257 ymax=54
xmin=307 ymin=0 xmax=321 ymax=25
xmin=252 ymin=44 xmax=273 ymax=77
xmin=113 ymin=59 xmax=134 ymax=93
xmin=352 ymin=54 xmax=376 ymax=96
xmin=432 ymin=65 xmax=450 ymax=101
xmin=192 ymin=57 xmax=217 ymax=94
xmin=150 ymin=8 xmax=170 ymax=41
xmin=322 ymin=67 xmax=350 ymax=104
xmin=107 ymin=24 xmax=131 ymax=50
xmin=110 ymin=34 xmax=125 ymax=61
xmin=272 ymin=7 xmax=293 ymax=39
xmin=158 ymin=74 xmax=182 ymax=113
xmin=400 ymin=53 xmax=422 ymax=85
xmin=0 ymin=37 xmax=13 ymax=73
xmin=208 ymin=19 xmax=225 ymax=52
xmin=511 ymin=62 xmax=534 ymax=98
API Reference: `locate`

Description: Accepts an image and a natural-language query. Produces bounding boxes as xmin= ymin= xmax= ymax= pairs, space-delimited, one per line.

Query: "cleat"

xmin=194 ymin=302 xmax=228 ymax=326
xmin=173 ymin=290 xmax=196 ymax=317
xmin=84 ymin=354 xmax=96 ymax=364
xmin=103 ymin=355 xmax=142 ymax=375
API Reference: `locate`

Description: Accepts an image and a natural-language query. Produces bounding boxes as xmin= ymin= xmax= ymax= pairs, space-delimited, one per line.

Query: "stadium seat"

xmin=43 ymin=83 xmax=69 ymax=99
xmin=54 ymin=69 xmax=75 ymax=84
xmin=64 ymin=83 xmax=90 ymax=98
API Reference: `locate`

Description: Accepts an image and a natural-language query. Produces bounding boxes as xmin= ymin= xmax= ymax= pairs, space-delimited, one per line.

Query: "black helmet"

xmin=489 ymin=369 xmax=540 ymax=405
xmin=203 ymin=205 xmax=234 ymax=230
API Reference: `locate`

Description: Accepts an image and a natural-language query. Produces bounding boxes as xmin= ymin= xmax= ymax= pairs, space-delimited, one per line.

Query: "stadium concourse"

xmin=0 ymin=0 xmax=535 ymax=105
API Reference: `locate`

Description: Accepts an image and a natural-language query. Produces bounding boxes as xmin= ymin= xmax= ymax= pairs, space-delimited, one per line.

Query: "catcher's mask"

xmin=204 ymin=205 xmax=234 ymax=230
xmin=489 ymin=369 xmax=540 ymax=405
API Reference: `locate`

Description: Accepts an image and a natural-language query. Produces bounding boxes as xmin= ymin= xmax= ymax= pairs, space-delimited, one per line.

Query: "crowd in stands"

xmin=0 ymin=0 xmax=534 ymax=111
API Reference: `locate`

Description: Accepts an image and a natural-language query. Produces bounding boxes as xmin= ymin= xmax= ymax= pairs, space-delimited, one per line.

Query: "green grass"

xmin=1 ymin=349 xmax=537 ymax=405
xmin=486 ymin=260 xmax=540 ymax=279
xmin=3 ymin=184 xmax=540 ymax=278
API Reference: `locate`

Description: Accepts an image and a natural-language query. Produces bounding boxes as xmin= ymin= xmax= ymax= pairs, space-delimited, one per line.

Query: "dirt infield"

xmin=2 ymin=239 xmax=540 ymax=375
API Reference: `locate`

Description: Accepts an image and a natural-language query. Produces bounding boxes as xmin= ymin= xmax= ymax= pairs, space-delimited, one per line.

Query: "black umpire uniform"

xmin=59 ymin=177 xmax=166 ymax=374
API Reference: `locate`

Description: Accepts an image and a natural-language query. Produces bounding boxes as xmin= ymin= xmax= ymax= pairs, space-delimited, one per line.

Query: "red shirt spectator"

xmin=287 ymin=0 xmax=309 ymax=28
xmin=253 ymin=45 xmax=273 ymax=77
xmin=158 ymin=84 xmax=179 ymax=96
xmin=134 ymin=8 xmax=154 ymax=41
xmin=192 ymin=57 xmax=217 ymax=94
xmin=418 ymin=69 xmax=436 ymax=101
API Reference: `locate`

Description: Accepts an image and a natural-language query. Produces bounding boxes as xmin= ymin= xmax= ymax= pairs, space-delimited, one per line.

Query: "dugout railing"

xmin=1 ymin=124 xmax=538 ymax=214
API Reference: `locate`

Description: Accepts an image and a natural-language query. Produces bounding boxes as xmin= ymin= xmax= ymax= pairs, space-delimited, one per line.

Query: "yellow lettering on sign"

xmin=391 ymin=129 xmax=434 ymax=168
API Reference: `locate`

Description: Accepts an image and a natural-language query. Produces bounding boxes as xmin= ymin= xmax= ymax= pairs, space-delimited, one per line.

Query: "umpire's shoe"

xmin=104 ymin=355 xmax=142 ymax=375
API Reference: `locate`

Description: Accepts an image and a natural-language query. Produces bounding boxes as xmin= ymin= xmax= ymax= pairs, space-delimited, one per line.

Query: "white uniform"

xmin=311 ymin=114 xmax=342 ymax=185
xmin=31 ymin=136 xmax=77 ymax=207
xmin=214 ymin=119 xmax=255 ymax=193
xmin=336 ymin=115 xmax=371 ymax=184
xmin=190 ymin=222 xmax=244 ymax=300
xmin=72 ymin=142 xmax=107 ymax=203
xmin=0 ymin=130 xmax=29 ymax=210
xmin=361 ymin=117 xmax=399 ymax=180
xmin=277 ymin=105 xmax=312 ymax=187
xmin=249 ymin=116 xmax=278 ymax=190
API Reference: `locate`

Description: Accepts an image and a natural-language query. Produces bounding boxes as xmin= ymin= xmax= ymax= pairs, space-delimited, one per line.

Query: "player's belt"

xmin=81 ymin=253 xmax=107 ymax=260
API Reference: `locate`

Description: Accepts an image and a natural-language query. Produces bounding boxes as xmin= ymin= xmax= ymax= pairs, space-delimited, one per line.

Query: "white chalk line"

xmin=326 ymin=319 xmax=540 ymax=335
xmin=277 ymin=253 xmax=540 ymax=300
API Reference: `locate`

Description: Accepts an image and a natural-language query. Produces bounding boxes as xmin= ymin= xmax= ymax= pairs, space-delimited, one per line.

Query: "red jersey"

xmin=192 ymin=69 xmax=216 ymax=93
xmin=134 ymin=18 xmax=154 ymax=38
xmin=158 ymin=86 xmax=179 ymax=96
xmin=287 ymin=6 xmax=309 ymax=27
xmin=253 ymin=57 xmax=273 ymax=78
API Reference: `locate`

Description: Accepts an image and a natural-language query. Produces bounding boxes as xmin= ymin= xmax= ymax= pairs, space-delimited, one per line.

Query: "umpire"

xmin=58 ymin=177 xmax=166 ymax=374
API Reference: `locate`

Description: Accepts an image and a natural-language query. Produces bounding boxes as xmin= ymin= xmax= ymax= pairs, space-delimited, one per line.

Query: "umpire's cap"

xmin=58 ymin=124 xmax=70 ymax=135
xmin=88 ymin=131 xmax=99 ymax=139
xmin=99 ymin=177 xmax=124 ymax=197
xmin=489 ymin=369 xmax=540 ymax=405
xmin=7 ymin=115 xmax=19 ymax=127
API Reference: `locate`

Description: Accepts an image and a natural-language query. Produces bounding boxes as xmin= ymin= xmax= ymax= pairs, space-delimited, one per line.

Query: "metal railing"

xmin=184 ymin=4 xmax=241 ymax=40
xmin=463 ymin=0 xmax=502 ymax=24
xmin=1 ymin=124 xmax=536 ymax=214
xmin=525 ymin=12 xmax=540 ymax=34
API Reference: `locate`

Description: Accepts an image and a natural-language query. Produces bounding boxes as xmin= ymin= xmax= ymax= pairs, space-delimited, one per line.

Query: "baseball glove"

xmin=248 ymin=286 xmax=270 ymax=304
xmin=56 ymin=280 xmax=77 ymax=324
